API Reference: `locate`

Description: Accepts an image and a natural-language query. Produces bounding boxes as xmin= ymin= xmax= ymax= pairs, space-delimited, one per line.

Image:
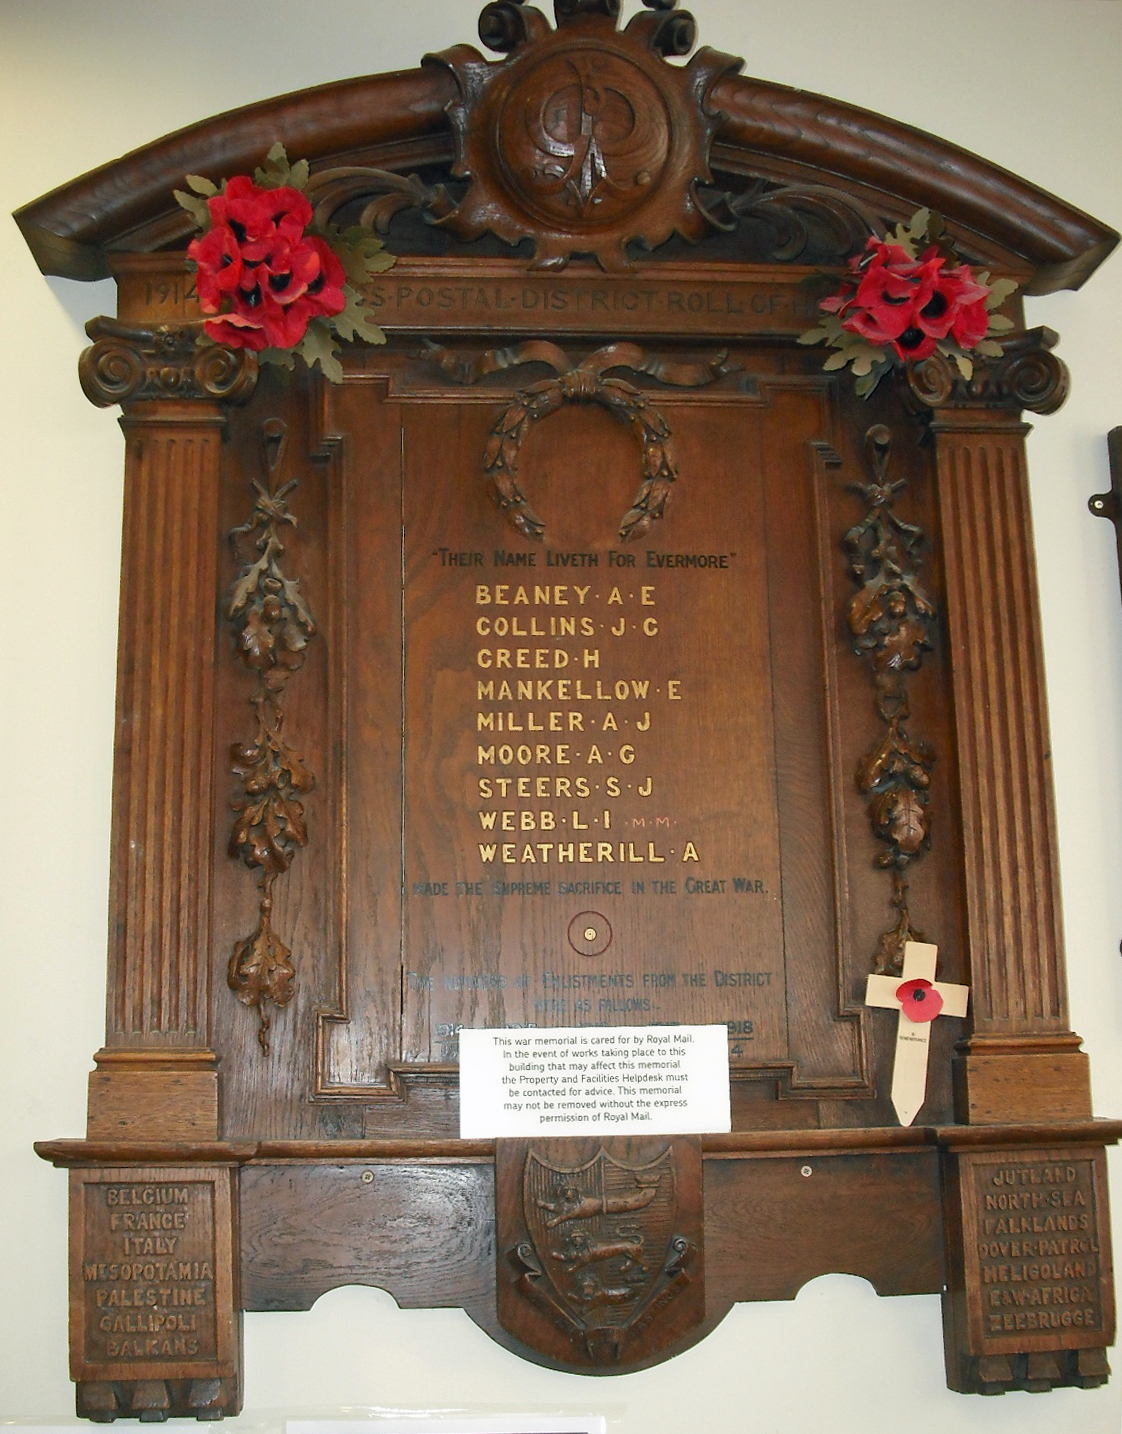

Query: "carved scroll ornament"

xmin=303 ymin=162 xmax=914 ymax=273
xmin=425 ymin=339 xmax=733 ymax=541
xmin=429 ymin=0 xmax=742 ymax=271
xmin=226 ymin=418 xmax=317 ymax=1053
xmin=287 ymin=1 xmax=941 ymax=280
xmin=78 ymin=317 xmax=258 ymax=408
xmin=904 ymin=326 xmax=1070 ymax=415
xmin=845 ymin=426 xmax=937 ymax=975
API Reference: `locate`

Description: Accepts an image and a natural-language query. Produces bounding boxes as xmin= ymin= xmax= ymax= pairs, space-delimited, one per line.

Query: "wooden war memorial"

xmin=16 ymin=0 xmax=1121 ymax=1417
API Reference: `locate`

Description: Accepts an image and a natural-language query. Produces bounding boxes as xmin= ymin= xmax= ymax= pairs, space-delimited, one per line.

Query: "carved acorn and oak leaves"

xmin=225 ymin=420 xmax=317 ymax=1054
xmin=844 ymin=426 xmax=937 ymax=975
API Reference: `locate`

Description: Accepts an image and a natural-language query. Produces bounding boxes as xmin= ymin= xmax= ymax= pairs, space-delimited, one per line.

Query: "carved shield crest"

xmin=496 ymin=1138 xmax=703 ymax=1365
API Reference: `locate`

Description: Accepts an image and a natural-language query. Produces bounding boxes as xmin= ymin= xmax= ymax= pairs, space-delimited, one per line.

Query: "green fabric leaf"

xmin=986 ymin=277 xmax=1019 ymax=307
xmin=331 ymin=225 xmax=397 ymax=285
xmin=848 ymin=344 xmax=888 ymax=377
xmin=854 ymin=365 xmax=887 ymax=398
xmin=802 ymin=313 xmax=847 ymax=345
xmin=887 ymin=207 xmax=927 ymax=258
xmin=255 ymin=143 xmax=295 ymax=190
xmin=298 ymin=319 xmax=344 ymax=383
xmin=185 ymin=174 xmax=218 ymax=197
xmin=332 ymin=288 xmax=388 ymax=346
xmin=259 ymin=347 xmax=296 ymax=372
xmin=822 ymin=350 xmax=851 ymax=372
xmin=174 ymin=189 xmax=211 ymax=228
xmin=986 ymin=314 xmax=1015 ymax=333
xmin=953 ymin=351 xmax=973 ymax=380
xmin=973 ymin=339 xmax=1005 ymax=359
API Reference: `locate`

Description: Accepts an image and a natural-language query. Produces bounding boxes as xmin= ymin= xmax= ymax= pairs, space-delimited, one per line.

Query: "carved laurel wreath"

xmin=425 ymin=340 xmax=734 ymax=542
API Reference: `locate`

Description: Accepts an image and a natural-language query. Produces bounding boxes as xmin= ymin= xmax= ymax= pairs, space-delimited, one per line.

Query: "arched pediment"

xmin=14 ymin=4 xmax=1116 ymax=291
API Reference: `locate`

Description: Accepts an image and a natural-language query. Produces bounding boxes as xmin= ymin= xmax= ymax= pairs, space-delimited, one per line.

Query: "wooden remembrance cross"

xmin=17 ymin=0 xmax=1121 ymax=1417
xmin=865 ymin=942 xmax=970 ymax=1128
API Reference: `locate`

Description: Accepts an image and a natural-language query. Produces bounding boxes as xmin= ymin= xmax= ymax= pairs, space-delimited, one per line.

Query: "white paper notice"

xmin=459 ymin=1024 xmax=731 ymax=1138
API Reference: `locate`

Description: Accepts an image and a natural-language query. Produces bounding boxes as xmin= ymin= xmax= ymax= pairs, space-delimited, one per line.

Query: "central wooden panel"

xmin=319 ymin=360 xmax=865 ymax=1095
xmin=404 ymin=394 xmax=785 ymax=1056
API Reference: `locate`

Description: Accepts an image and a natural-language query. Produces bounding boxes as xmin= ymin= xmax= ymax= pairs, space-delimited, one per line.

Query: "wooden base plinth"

xmin=39 ymin=1127 xmax=1120 ymax=1404
xmin=953 ymin=1041 xmax=1091 ymax=1125
xmin=87 ymin=1052 xmax=220 ymax=1141
xmin=941 ymin=1143 xmax=1115 ymax=1394
xmin=943 ymin=1347 xmax=1111 ymax=1396
xmin=69 ymin=1165 xmax=242 ymax=1422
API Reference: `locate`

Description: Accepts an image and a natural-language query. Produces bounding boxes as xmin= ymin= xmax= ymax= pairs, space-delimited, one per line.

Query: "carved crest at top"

xmin=430 ymin=0 xmax=742 ymax=270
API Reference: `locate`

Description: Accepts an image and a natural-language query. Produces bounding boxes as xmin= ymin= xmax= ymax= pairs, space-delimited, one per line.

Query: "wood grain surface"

xmin=22 ymin=0 xmax=1119 ymax=1401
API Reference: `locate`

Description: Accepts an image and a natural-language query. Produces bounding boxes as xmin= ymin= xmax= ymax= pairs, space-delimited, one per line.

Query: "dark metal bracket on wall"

xmin=1089 ymin=427 xmax=1122 ymax=597
xmin=1089 ymin=428 xmax=1122 ymax=959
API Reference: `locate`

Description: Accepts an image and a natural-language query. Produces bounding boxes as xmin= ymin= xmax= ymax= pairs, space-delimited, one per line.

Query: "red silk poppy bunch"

xmin=823 ymin=238 xmax=991 ymax=361
xmin=176 ymin=145 xmax=394 ymax=381
xmin=189 ymin=176 xmax=345 ymax=352
xmin=799 ymin=210 xmax=1015 ymax=397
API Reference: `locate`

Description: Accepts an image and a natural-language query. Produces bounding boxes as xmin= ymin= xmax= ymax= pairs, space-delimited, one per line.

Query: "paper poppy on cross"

xmin=865 ymin=941 xmax=968 ymax=1126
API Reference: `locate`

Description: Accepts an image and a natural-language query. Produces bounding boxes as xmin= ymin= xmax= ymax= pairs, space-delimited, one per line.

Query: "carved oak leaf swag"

xmin=226 ymin=418 xmax=317 ymax=1053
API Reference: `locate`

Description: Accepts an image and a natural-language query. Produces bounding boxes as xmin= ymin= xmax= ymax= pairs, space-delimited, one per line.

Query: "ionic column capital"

xmin=78 ymin=316 xmax=258 ymax=410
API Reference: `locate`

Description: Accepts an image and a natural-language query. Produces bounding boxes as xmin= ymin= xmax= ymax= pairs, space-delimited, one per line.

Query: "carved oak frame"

xmin=19 ymin=0 xmax=1122 ymax=1416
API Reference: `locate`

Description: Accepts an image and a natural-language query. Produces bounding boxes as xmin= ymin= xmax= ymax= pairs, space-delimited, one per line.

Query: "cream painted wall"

xmin=1 ymin=2 xmax=1120 ymax=1430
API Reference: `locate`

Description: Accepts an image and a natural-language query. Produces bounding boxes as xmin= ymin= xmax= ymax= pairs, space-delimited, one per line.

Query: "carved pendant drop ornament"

xmin=845 ymin=425 xmax=937 ymax=974
xmin=226 ymin=418 xmax=316 ymax=1052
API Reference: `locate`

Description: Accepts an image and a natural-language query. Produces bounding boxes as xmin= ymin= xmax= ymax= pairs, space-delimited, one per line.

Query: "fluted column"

xmin=906 ymin=330 xmax=1090 ymax=1122
xmin=80 ymin=318 xmax=257 ymax=1137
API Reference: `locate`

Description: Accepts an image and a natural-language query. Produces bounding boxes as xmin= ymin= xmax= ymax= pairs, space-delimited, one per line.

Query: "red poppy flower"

xmin=203 ymin=287 xmax=299 ymax=351
xmin=914 ymin=259 xmax=990 ymax=343
xmin=896 ymin=977 xmax=944 ymax=1023
xmin=945 ymin=266 xmax=992 ymax=348
xmin=832 ymin=244 xmax=926 ymax=347
xmin=202 ymin=276 xmax=297 ymax=351
xmin=303 ymin=237 xmax=346 ymax=316
xmin=208 ymin=176 xmax=313 ymax=251
xmin=889 ymin=326 xmax=938 ymax=362
xmin=203 ymin=309 xmax=276 ymax=353
xmin=816 ymin=231 xmax=995 ymax=375
xmin=253 ymin=233 xmax=322 ymax=307
xmin=188 ymin=224 xmax=244 ymax=312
